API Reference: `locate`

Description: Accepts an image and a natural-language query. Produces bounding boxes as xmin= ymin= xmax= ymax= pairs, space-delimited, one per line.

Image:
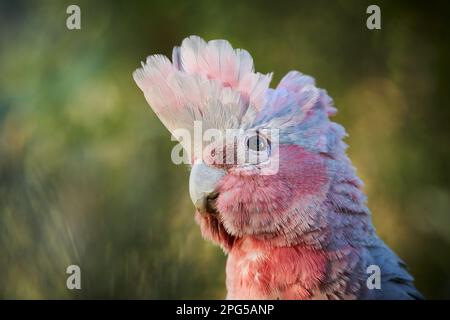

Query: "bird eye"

xmin=246 ymin=134 xmax=269 ymax=152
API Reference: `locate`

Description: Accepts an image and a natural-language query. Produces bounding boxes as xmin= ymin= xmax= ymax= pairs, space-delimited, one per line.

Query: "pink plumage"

xmin=133 ymin=36 xmax=422 ymax=299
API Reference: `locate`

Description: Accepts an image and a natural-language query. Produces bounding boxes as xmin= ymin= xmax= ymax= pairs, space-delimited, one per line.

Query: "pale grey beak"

xmin=189 ymin=162 xmax=226 ymax=213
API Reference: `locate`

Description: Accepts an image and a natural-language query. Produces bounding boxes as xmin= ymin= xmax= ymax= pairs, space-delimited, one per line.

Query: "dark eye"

xmin=246 ymin=134 xmax=269 ymax=152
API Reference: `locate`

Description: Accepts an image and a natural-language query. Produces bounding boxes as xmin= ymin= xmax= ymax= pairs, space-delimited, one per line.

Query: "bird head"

xmin=133 ymin=36 xmax=350 ymax=251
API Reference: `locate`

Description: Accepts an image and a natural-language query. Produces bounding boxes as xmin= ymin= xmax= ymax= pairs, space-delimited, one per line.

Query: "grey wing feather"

xmin=361 ymin=237 xmax=424 ymax=300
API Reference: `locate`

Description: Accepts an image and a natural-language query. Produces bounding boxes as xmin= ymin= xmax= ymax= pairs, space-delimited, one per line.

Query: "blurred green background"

xmin=0 ymin=0 xmax=449 ymax=299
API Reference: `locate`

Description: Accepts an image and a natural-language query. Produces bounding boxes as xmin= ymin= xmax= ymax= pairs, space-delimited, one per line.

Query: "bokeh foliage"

xmin=0 ymin=0 xmax=449 ymax=299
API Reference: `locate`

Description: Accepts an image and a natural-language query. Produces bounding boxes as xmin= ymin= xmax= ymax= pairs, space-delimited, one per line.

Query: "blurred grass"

xmin=0 ymin=0 xmax=449 ymax=298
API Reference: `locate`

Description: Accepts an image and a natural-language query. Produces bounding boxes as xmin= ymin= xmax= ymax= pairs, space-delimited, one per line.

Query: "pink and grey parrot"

xmin=133 ymin=36 xmax=422 ymax=299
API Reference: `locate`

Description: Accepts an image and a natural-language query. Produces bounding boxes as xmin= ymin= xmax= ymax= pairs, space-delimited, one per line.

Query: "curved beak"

xmin=189 ymin=162 xmax=226 ymax=214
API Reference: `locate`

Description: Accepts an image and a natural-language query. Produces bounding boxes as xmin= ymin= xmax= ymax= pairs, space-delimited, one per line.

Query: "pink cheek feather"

xmin=196 ymin=144 xmax=330 ymax=298
xmin=216 ymin=144 xmax=329 ymax=235
xmin=214 ymin=145 xmax=330 ymax=298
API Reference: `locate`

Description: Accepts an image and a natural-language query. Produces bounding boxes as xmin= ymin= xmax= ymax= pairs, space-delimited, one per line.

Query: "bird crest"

xmin=134 ymin=36 xmax=346 ymax=160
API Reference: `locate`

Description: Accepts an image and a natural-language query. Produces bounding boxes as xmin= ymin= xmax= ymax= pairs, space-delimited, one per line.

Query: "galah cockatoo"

xmin=133 ymin=36 xmax=422 ymax=299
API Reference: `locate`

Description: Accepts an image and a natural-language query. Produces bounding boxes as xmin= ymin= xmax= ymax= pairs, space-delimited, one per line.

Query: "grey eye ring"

xmin=246 ymin=134 xmax=271 ymax=153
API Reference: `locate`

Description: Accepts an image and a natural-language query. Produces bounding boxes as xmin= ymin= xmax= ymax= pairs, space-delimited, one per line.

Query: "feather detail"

xmin=133 ymin=36 xmax=423 ymax=300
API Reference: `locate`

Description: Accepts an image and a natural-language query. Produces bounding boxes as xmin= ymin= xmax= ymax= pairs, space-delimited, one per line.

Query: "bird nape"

xmin=133 ymin=35 xmax=423 ymax=300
